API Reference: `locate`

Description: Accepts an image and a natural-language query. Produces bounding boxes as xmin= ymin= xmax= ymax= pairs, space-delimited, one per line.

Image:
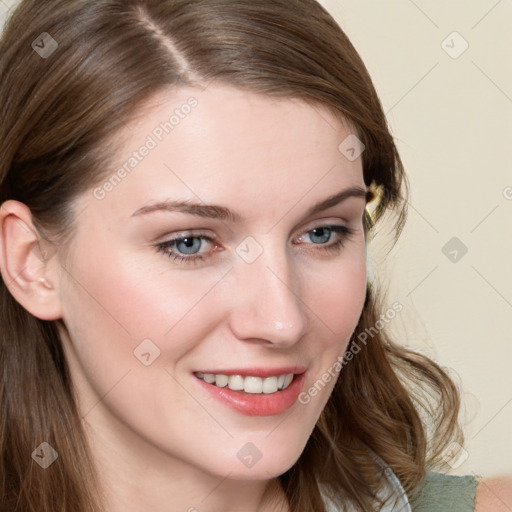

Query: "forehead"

xmin=85 ymin=84 xmax=364 ymax=222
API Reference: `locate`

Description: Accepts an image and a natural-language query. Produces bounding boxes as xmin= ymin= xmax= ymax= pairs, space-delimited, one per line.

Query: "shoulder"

xmin=412 ymin=472 xmax=512 ymax=512
xmin=412 ymin=472 xmax=479 ymax=511
xmin=474 ymin=476 xmax=512 ymax=512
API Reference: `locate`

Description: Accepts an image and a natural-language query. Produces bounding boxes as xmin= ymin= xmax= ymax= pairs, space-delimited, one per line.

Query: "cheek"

xmin=303 ymin=246 xmax=367 ymax=346
xmin=58 ymin=240 xmax=233 ymax=428
xmin=58 ymin=247 xmax=238 ymax=454
xmin=295 ymin=246 xmax=367 ymax=404
xmin=61 ymin=242 xmax=228 ymax=356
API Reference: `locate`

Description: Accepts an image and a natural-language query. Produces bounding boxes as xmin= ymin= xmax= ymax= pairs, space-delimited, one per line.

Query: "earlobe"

xmin=0 ymin=200 xmax=63 ymax=321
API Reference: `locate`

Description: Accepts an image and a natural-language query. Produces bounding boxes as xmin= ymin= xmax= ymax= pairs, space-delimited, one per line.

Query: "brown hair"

xmin=0 ymin=1 xmax=462 ymax=510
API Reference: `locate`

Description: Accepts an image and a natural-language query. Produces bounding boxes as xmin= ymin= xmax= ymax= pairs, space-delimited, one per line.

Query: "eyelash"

xmin=155 ymin=224 xmax=356 ymax=265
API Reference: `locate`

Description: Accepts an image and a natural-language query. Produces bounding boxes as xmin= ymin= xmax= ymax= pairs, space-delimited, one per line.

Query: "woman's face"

xmin=56 ymin=84 xmax=368 ymax=481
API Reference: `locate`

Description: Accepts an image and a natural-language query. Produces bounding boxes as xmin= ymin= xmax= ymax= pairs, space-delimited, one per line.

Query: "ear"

xmin=0 ymin=200 xmax=63 ymax=320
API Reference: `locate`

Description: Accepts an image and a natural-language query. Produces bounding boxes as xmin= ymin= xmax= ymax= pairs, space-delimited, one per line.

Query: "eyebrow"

xmin=130 ymin=186 xmax=372 ymax=223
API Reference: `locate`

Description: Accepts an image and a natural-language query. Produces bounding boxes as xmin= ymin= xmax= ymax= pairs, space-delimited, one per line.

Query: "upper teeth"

xmin=195 ymin=372 xmax=294 ymax=394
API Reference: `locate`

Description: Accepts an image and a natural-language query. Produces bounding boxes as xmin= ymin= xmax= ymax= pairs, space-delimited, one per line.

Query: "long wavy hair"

xmin=0 ymin=1 xmax=462 ymax=510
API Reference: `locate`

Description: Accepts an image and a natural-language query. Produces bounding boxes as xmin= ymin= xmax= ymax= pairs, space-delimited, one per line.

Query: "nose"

xmin=226 ymin=240 xmax=311 ymax=348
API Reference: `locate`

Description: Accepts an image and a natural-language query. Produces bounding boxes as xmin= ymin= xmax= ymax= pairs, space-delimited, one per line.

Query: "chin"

xmin=226 ymin=462 xmax=295 ymax=482
xmin=222 ymin=442 xmax=305 ymax=481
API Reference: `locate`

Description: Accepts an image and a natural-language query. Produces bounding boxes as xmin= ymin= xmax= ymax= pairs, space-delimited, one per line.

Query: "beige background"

xmin=1 ymin=0 xmax=511 ymax=478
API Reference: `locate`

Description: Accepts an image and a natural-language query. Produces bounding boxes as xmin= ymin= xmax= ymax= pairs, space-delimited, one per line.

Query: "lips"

xmin=192 ymin=366 xmax=307 ymax=416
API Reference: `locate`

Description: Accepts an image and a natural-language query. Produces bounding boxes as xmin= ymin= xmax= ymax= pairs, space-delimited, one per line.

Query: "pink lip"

xmin=195 ymin=365 xmax=307 ymax=378
xmin=194 ymin=371 xmax=307 ymax=417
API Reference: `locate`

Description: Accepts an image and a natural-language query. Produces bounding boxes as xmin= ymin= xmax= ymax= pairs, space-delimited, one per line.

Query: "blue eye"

xmin=174 ymin=237 xmax=203 ymax=255
xmin=294 ymin=225 xmax=355 ymax=253
xmin=155 ymin=224 xmax=356 ymax=265
xmin=156 ymin=234 xmax=214 ymax=263
xmin=300 ymin=226 xmax=334 ymax=244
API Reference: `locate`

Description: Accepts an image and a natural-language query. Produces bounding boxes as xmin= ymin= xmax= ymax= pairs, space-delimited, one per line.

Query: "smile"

xmin=194 ymin=372 xmax=294 ymax=394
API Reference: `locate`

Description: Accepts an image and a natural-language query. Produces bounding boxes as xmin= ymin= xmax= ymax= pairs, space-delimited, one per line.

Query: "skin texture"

xmin=475 ymin=477 xmax=512 ymax=511
xmin=0 ymin=85 xmax=369 ymax=512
